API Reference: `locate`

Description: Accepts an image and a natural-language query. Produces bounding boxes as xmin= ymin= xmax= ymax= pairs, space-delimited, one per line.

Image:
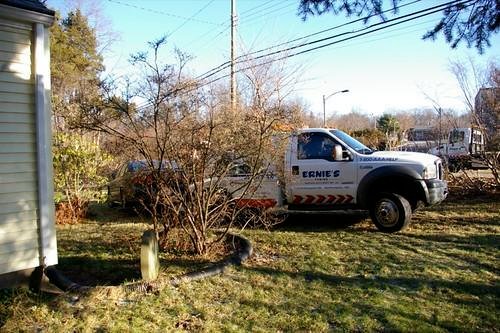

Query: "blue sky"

xmin=47 ymin=0 xmax=499 ymax=117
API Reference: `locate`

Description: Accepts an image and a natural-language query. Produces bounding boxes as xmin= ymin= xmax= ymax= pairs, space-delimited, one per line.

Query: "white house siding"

xmin=0 ymin=17 xmax=45 ymax=275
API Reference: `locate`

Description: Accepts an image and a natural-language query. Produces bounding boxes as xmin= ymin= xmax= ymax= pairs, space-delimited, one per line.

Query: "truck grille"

xmin=436 ymin=160 xmax=443 ymax=180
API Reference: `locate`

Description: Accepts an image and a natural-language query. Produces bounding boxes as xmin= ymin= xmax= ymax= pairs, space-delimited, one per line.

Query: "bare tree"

xmin=333 ymin=111 xmax=371 ymax=131
xmin=449 ymin=58 xmax=499 ymax=186
xmin=55 ymin=0 xmax=120 ymax=55
xmin=76 ymin=38 xmax=301 ymax=255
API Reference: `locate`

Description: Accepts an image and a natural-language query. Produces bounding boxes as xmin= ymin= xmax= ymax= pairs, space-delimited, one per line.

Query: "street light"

xmin=323 ymin=89 xmax=349 ymax=127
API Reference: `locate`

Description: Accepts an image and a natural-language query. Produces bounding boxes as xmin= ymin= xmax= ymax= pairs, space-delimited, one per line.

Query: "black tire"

xmin=370 ymin=193 xmax=411 ymax=232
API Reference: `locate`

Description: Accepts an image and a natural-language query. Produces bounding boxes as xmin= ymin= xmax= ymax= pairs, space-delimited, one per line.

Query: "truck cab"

xmin=282 ymin=128 xmax=447 ymax=232
xmin=429 ymin=127 xmax=486 ymax=171
xmin=223 ymin=128 xmax=448 ymax=233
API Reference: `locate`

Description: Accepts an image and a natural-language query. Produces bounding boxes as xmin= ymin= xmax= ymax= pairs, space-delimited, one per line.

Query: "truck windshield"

xmin=330 ymin=129 xmax=373 ymax=154
xmin=449 ymin=129 xmax=465 ymax=143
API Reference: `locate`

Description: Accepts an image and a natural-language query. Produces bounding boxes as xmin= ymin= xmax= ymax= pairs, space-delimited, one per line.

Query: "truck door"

xmin=470 ymin=128 xmax=485 ymax=155
xmin=448 ymin=128 xmax=468 ymax=156
xmin=287 ymin=132 xmax=357 ymax=206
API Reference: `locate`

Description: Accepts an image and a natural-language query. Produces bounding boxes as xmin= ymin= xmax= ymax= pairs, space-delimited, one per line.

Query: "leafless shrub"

xmin=75 ymin=38 xmax=300 ymax=255
xmin=447 ymin=170 xmax=499 ymax=197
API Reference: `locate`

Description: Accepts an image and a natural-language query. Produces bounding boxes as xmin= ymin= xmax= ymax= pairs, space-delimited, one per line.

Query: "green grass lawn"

xmin=1 ymin=195 xmax=499 ymax=332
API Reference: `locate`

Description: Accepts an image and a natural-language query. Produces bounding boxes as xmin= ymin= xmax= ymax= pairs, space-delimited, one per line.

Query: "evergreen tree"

xmin=50 ymin=9 xmax=104 ymax=130
xmin=49 ymin=10 xmax=109 ymax=223
xmin=377 ymin=113 xmax=400 ymax=134
xmin=377 ymin=113 xmax=400 ymax=150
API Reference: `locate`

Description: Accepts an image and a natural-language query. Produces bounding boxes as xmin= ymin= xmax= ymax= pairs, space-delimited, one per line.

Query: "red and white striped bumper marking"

xmin=292 ymin=194 xmax=353 ymax=204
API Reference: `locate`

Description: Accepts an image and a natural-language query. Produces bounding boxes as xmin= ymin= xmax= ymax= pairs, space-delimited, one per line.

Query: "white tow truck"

xmin=223 ymin=128 xmax=448 ymax=232
xmin=428 ymin=127 xmax=486 ymax=171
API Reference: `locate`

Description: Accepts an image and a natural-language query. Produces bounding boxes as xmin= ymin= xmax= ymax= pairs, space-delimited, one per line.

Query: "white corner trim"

xmin=34 ymin=23 xmax=58 ymax=267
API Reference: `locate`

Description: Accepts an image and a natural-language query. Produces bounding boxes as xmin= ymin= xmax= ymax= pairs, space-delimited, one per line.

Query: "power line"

xmin=245 ymin=3 xmax=471 ymax=67
xmin=135 ymin=0 xmax=474 ymax=111
xmin=174 ymin=0 xmax=422 ymax=77
xmin=184 ymin=20 xmax=231 ymax=51
xmin=194 ymin=25 xmax=232 ymax=52
xmin=244 ymin=2 xmax=459 ymax=63
xmin=137 ymin=1 xmax=464 ymax=111
xmin=239 ymin=2 xmax=298 ymax=26
xmin=209 ymin=0 xmax=420 ymax=62
xmin=188 ymin=0 xmax=280 ymax=49
xmin=194 ymin=0 xmax=424 ymax=81
xmin=240 ymin=0 xmax=423 ymax=58
xmin=108 ymin=0 xmax=227 ymax=55
xmin=238 ymin=0 xmax=275 ymax=16
xmin=195 ymin=0 xmax=473 ymax=83
xmin=167 ymin=0 xmax=217 ymax=37
xmin=135 ymin=13 xmax=438 ymax=112
xmin=106 ymin=0 xmax=224 ymax=26
xmin=317 ymin=17 xmax=441 ymax=53
xmin=239 ymin=0 xmax=292 ymax=22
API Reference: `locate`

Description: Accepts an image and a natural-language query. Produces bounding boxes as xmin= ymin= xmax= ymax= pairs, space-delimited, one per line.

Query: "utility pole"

xmin=230 ymin=0 xmax=236 ymax=113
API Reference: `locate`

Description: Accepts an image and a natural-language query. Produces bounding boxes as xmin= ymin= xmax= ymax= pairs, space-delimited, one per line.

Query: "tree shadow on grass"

xmin=246 ymin=266 xmax=499 ymax=298
xmin=413 ymin=214 xmax=500 ymax=228
xmin=56 ymin=257 xmax=140 ymax=286
xmin=404 ymin=232 xmax=500 ymax=248
xmin=400 ymin=233 xmax=500 ymax=274
xmin=85 ymin=203 xmax=147 ymax=224
xmin=56 ymin=255 xmax=216 ymax=287
xmin=275 ymin=212 xmax=370 ymax=233
xmin=239 ymin=265 xmax=499 ymax=331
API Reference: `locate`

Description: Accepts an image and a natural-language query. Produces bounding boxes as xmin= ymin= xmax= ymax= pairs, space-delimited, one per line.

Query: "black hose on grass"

xmin=171 ymin=233 xmax=253 ymax=285
xmin=125 ymin=233 xmax=253 ymax=292
xmin=44 ymin=266 xmax=84 ymax=292
xmin=43 ymin=233 xmax=253 ymax=293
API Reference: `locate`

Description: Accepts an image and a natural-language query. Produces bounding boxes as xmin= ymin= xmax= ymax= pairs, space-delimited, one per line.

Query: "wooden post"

xmin=140 ymin=230 xmax=159 ymax=281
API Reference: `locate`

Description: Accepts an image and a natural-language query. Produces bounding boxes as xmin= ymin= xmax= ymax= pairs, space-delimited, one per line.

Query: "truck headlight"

xmin=423 ymin=165 xmax=437 ymax=179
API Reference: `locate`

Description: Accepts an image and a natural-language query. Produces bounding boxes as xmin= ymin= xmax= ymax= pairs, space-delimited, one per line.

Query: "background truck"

xmin=222 ymin=128 xmax=448 ymax=232
xmin=428 ymin=127 xmax=486 ymax=171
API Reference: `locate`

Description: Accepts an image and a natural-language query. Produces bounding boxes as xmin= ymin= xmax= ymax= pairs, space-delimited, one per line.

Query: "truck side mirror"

xmin=332 ymin=145 xmax=343 ymax=161
xmin=343 ymin=150 xmax=353 ymax=160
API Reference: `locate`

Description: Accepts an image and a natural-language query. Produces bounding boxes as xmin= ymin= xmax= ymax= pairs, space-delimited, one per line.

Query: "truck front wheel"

xmin=370 ymin=193 xmax=411 ymax=232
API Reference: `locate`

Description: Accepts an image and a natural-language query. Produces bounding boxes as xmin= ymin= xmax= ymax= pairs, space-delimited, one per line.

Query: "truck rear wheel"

xmin=370 ymin=193 xmax=411 ymax=232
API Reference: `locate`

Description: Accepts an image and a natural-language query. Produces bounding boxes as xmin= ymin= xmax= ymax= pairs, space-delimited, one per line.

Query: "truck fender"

xmin=357 ymin=166 xmax=428 ymax=209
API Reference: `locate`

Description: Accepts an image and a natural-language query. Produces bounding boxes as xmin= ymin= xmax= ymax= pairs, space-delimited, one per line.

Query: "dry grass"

xmin=1 ymin=194 xmax=499 ymax=332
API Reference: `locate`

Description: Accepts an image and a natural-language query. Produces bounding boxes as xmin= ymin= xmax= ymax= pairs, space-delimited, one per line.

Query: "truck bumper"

xmin=424 ymin=179 xmax=448 ymax=205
